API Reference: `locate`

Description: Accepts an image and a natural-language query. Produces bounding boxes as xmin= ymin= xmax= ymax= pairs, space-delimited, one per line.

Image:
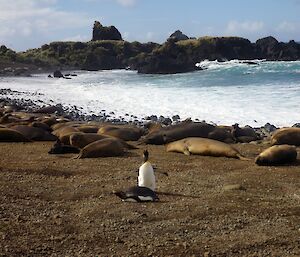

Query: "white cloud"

xmin=63 ymin=34 xmax=90 ymax=42
xmin=84 ymin=0 xmax=137 ymax=7
xmin=116 ymin=0 xmax=136 ymax=7
xmin=226 ymin=21 xmax=265 ymax=34
xmin=276 ymin=21 xmax=298 ymax=32
xmin=0 ymin=0 xmax=93 ymax=50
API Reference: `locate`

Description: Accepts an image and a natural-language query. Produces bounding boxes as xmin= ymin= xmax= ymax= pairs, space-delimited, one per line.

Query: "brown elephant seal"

xmin=77 ymin=138 xmax=126 ymax=158
xmin=71 ymin=132 xmax=138 ymax=149
xmin=52 ymin=126 xmax=80 ymax=138
xmin=232 ymin=123 xmax=259 ymax=142
xmin=48 ymin=140 xmax=80 ymax=154
xmin=271 ymin=127 xmax=300 ymax=146
xmin=10 ymin=125 xmax=57 ymax=141
xmin=208 ymin=127 xmax=235 ymax=143
xmin=255 ymin=145 xmax=297 ymax=166
xmin=166 ymin=137 xmax=248 ymax=160
xmin=0 ymin=128 xmax=31 ymax=142
xmin=30 ymin=121 xmax=52 ymax=132
xmin=77 ymin=125 xmax=99 ymax=133
xmin=140 ymin=122 xmax=215 ymax=145
xmin=98 ymin=125 xmax=144 ymax=141
xmin=70 ymin=133 xmax=111 ymax=148
xmin=144 ymin=122 xmax=163 ymax=134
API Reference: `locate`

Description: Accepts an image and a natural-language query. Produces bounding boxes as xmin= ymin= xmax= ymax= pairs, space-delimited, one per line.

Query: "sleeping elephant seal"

xmin=70 ymin=133 xmax=137 ymax=149
xmin=77 ymin=138 xmax=126 ymax=158
xmin=48 ymin=140 xmax=80 ymax=154
xmin=0 ymin=128 xmax=31 ymax=142
xmin=140 ymin=122 xmax=215 ymax=145
xmin=166 ymin=137 xmax=248 ymax=160
xmin=11 ymin=125 xmax=57 ymax=141
xmin=98 ymin=125 xmax=144 ymax=141
xmin=52 ymin=126 xmax=80 ymax=138
xmin=70 ymin=133 xmax=111 ymax=148
xmin=271 ymin=127 xmax=300 ymax=146
xmin=255 ymin=145 xmax=297 ymax=166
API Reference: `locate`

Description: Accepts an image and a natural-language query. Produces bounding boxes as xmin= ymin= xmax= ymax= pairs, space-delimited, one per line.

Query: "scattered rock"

xmin=53 ymin=70 xmax=64 ymax=78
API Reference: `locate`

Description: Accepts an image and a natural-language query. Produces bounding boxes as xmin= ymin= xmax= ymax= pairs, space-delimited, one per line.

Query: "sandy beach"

xmin=0 ymin=140 xmax=299 ymax=256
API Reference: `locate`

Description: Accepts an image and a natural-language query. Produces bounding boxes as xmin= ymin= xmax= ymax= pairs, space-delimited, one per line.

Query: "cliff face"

xmin=2 ymin=21 xmax=300 ymax=75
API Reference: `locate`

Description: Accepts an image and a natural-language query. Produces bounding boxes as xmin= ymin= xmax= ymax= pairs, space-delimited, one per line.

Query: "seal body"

xmin=138 ymin=161 xmax=156 ymax=191
xmin=11 ymin=125 xmax=57 ymax=141
xmin=98 ymin=125 xmax=144 ymax=141
xmin=70 ymin=133 xmax=110 ymax=148
xmin=77 ymin=138 xmax=125 ymax=158
xmin=48 ymin=140 xmax=80 ymax=154
xmin=0 ymin=128 xmax=31 ymax=142
xmin=255 ymin=145 xmax=297 ymax=166
xmin=166 ymin=137 xmax=246 ymax=159
xmin=114 ymin=186 xmax=159 ymax=202
xmin=140 ymin=122 xmax=216 ymax=145
xmin=271 ymin=127 xmax=300 ymax=146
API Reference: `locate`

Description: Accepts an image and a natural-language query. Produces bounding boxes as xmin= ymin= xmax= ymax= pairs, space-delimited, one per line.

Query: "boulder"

xmin=169 ymin=30 xmax=189 ymax=41
xmin=92 ymin=21 xmax=122 ymax=41
xmin=53 ymin=70 xmax=64 ymax=78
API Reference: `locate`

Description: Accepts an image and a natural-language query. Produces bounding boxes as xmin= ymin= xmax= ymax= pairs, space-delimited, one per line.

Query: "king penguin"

xmin=138 ymin=150 xmax=156 ymax=191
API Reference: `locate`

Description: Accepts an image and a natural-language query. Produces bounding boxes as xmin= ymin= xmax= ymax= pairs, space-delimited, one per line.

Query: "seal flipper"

xmin=237 ymin=154 xmax=251 ymax=161
xmin=183 ymin=147 xmax=191 ymax=156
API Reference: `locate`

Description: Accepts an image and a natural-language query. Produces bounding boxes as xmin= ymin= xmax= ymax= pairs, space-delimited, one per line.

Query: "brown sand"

xmin=0 ymin=142 xmax=299 ymax=256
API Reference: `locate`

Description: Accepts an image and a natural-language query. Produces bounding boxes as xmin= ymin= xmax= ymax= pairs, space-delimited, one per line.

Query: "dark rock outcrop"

xmin=92 ymin=21 xmax=122 ymax=41
xmin=53 ymin=70 xmax=64 ymax=78
xmin=256 ymin=36 xmax=300 ymax=60
xmin=169 ymin=30 xmax=189 ymax=41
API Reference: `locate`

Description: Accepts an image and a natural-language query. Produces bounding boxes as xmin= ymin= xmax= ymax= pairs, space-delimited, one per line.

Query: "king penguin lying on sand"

xmin=114 ymin=150 xmax=158 ymax=202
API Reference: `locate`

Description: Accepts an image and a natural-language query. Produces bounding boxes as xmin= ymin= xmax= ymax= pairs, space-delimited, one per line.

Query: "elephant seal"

xmin=30 ymin=121 xmax=52 ymax=132
xmin=0 ymin=128 xmax=31 ymax=142
xmin=166 ymin=137 xmax=248 ymax=160
xmin=70 ymin=133 xmax=137 ymax=149
xmin=113 ymin=186 xmax=159 ymax=202
xmin=76 ymin=138 xmax=125 ymax=158
xmin=48 ymin=140 xmax=80 ymax=154
xmin=231 ymin=123 xmax=259 ymax=143
xmin=98 ymin=125 xmax=144 ymax=141
xmin=11 ymin=125 xmax=57 ymax=141
xmin=70 ymin=133 xmax=111 ymax=148
xmin=140 ymin=122 xmax=215 ymax=145
xmin=208 ymin=127 xmax=235 ymax=143
xmin=52 ymin=126 xmax=80 ymax=138
xmin=255 ymin=145 xmax=297 ymax=166
xmin=232 ymin=123 xmax=259 ymax=143
xmin=77 ymin=125 xmax=99 ymax=134
xmin=271 ymin=127 xmax=300 ymax=146
xmin=138 ymin=150 xmax=156 ymax=191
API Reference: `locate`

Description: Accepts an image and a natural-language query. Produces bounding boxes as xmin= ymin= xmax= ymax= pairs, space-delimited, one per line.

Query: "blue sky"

xmin=1 ymin=0 xmax=300 ymax=51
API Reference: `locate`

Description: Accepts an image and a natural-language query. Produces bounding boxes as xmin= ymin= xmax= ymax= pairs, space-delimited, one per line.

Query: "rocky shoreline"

xmin=2 ymin=87 xmax=296 ymax=142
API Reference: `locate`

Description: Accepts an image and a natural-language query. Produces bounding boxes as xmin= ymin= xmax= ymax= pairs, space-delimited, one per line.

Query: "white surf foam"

xmin=1 ymin=62 xmax=300 ymax=127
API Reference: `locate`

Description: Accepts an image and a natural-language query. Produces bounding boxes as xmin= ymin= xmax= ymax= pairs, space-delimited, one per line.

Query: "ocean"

xmin=1 ymin=60 xmax=300 ymax=127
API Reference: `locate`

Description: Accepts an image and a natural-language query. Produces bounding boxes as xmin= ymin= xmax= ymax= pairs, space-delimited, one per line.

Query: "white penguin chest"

xmin=138 ymin=162 xmax=155 ymax=191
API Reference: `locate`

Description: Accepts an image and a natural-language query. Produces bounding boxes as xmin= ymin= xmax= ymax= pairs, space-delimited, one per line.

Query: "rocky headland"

xmin=1 ymin=21 xmax=300 ymax=75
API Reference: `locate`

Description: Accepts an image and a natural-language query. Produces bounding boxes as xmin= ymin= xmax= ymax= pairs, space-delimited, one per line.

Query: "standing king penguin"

xmin=138 ymin=150 xmax=156 ymax=191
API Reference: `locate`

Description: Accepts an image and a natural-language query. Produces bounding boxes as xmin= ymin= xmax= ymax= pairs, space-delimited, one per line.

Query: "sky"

xmin=0 ymin=0 xmax=300 ymax=51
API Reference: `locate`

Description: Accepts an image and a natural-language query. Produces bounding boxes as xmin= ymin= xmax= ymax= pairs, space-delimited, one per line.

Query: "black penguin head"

xmin=143 ymin=150 xmax=149 ymax=162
